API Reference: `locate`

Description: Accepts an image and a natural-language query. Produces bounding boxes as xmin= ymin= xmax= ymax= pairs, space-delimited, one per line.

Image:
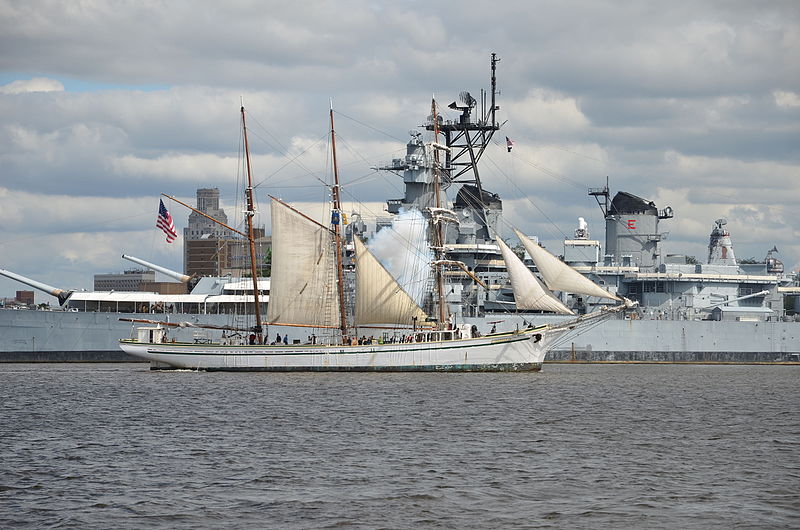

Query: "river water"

xmin=1 ymin=363 xmax=798 ymax=528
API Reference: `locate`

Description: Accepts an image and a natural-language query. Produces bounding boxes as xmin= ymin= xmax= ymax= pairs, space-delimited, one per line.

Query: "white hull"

xmin=119 ymin=328 xmax=558 ymax=372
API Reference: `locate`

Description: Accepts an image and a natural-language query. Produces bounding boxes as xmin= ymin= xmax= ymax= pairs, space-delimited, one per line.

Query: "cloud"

xmin=774 ymin=90 xmax=800 ymax=108
xmin=1 ymin=0 xmax=799 ymax=292
xmin=505 ymin=89 xmax=590 ymax=136
xmin=0 ymin=77 xmax=64 ymax=94
xmin=110 ymin=153 xmax=239 ymax=182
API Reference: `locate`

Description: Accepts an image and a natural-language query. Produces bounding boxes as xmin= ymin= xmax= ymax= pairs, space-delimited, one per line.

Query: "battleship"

xmin=1 ymin=55 xmax=798 ymax=363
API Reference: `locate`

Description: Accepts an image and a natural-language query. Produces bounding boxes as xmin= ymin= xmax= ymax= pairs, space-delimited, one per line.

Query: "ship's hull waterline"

xmin=119 ymin=328 xmax=554 ymax=372
xmin=2 ymin=309 xmax=798 ymax=363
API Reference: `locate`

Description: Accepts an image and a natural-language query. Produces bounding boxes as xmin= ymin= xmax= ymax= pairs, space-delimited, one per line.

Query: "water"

xmin=1 ymin=363 xmax=798 ymax=528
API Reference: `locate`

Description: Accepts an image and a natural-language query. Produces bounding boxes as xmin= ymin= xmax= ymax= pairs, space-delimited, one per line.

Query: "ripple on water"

xmin=0 ymin=363 xmax=798 ymax=528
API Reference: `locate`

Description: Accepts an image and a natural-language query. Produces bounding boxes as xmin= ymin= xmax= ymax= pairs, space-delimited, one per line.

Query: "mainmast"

xmin=240 ymin=106 xmax=264 ymax=341
xmin=329 ymin=103 xmax=350 ymax=343
xmin=430 ymin=98 xmax=448 ymax=330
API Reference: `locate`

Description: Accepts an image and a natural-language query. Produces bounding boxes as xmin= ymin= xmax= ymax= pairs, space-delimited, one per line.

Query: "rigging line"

xmin=333 ymin=109 xmax=407 ymax=143
xmin=259 ymin=184 xmax=329 ymax=189
xmin=449 ymin=166 xmax=569 ymax=244
xmin=244 ymin=109 xmax=294 ymax=156
xmin=252 ymin=132 xmax=330 ymax=189
xmin=513 ymin=193 xmax=569 ymax=243
xmin=338 ymin=192 xmax=432 ymax=284
xmin=330 ymin=130 xmax=390 ymax=177
xmin=355 ymin=213 xmax=432 ymax=270
xmin=333 ymin=153 xmax=404 ymax=206
xmin=539 ymin=143 xmax=607 ymax=165
xmin=241 ymin=126 xmax=284 ymax=156
xmin=494 ymin=159 xmax=657 ymax=255
xmin=340 ymin=171 xmax=385 ymax=190
xmin=551 ymin=314 xmax=610 ymax=349
xmin=490 ymin=137 xmax=586 ymax=191
xmin=331 ymin=113 xmax=444 ymax=181
xmin=487 ymin=141 xmax=644 ymax=241
xmin=477 ymin=151 xmax=572 ymax=242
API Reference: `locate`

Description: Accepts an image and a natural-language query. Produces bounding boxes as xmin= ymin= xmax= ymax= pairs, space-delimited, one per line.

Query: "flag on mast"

xmin=156 ymin=199 xmax=178 ymax=243
xmin=506 ymin=136 xmax=514 ymax=152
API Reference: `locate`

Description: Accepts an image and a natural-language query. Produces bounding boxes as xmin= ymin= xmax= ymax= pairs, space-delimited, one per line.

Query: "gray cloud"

xmin=1 ymin=0 xmax=798 ymax=297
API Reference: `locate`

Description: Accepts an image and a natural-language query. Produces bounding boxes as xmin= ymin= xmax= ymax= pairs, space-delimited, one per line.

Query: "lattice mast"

xmin=426 ymin=53 xmax=502 ymax=193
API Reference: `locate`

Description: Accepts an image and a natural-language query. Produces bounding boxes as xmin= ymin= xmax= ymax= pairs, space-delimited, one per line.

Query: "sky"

xmin=1 ymin=0 xmax=798 ymax=301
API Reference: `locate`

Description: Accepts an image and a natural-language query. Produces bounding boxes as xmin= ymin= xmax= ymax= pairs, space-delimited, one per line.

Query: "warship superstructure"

xmin=366 ymin=92 xmax=800 ymax=362
xmin=1 ymin=55 xmax=798 ymax=362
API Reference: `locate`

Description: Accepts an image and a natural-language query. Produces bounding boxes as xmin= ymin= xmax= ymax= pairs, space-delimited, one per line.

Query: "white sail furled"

xmin=496 ymin=236 xmax=574 ymax=315
xmin=267 ymin=198 xmax=341 ymax=327
xmin=514 ymin=228 xmax=620 ymax=301
xmin=354 ymin=236 xmax=429 ymax=326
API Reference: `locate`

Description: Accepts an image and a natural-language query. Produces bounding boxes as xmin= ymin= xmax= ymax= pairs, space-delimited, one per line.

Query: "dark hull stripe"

xmin=184 ymin=362 xmax=543 ymax=372
xmin=126 ymin=333 xmax=535 ymax=358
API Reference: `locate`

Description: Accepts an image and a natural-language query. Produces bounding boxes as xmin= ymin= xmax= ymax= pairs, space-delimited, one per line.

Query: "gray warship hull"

xmin=2 ymin=57 xmax=798 ymax=364
xmin=2 ymin=308 xmax=798 ymax=363
xmin=0 ymin=309 xmax=205 ymax=362
xmin=459 ymin=315 xmax=800 ymax=363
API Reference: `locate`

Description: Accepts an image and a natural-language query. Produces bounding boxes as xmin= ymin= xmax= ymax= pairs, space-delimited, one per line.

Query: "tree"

xmin=261 ymin=246 xmax=272 ymax=277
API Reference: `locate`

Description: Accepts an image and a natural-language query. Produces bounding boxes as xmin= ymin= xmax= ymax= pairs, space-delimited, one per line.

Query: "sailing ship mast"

xmin=329 ymin=103 xmax=350 ymax=343
xmin=430 ymin=98 xmax=448 ymax=330
xmin=240 ymin=105 xmax=264 ymax=342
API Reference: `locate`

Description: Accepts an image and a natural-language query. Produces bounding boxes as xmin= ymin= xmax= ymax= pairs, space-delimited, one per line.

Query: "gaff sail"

xmin=353 ymin=236 xmax=429 ymax=326
xmin=267 ymin=198 xmax=342 ymax=327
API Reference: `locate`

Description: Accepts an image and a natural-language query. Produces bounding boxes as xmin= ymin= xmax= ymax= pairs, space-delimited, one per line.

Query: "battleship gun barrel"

xmin=121 ymin=255 xmax=191 ymax=283
xmin=706 ymin=290 xmax=771 ymax=309
xmin=0 ymin=268 xmax=73 ymax=305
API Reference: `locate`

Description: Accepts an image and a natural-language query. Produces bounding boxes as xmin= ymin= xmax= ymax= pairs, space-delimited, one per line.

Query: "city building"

xmin=183 ymin=188 xmax=270 ymax=278
xmin=94 ymin=269 xmax=156 ymax=291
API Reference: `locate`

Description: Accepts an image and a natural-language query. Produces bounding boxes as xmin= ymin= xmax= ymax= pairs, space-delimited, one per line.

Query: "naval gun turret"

xmin=0 ymin=269 xmax=73 ymax=305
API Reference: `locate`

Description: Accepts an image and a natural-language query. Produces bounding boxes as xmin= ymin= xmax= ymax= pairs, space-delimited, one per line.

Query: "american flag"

xmin=156 ymin=199 xmax=178 ymax=243
xmin=506 ymin=136 xmax=514 ymax=152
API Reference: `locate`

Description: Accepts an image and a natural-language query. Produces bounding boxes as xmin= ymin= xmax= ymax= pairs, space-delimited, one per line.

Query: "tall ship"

xmin=2 ymin=56 xmax=798 ymax=363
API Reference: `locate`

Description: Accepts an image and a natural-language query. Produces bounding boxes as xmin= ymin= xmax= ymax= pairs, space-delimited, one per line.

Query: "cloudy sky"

xmin=1 ymin=0 xmax=798 ymax=300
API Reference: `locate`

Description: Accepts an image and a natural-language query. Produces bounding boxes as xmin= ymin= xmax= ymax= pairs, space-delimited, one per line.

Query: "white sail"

xmin=496 ymin=236 xmax=574 ymax=315
xmin=267 ymin=198 xmax=341 ymax=327
xmin=514 ymin=228 xmax=621 ymax=301
xmin=354 ymin=236 xmax=429 ymax=326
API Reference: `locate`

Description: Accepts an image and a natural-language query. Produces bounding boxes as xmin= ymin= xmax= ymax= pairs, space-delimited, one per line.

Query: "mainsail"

xmin=267 ymin=198 xmax=342 ymax=327
xmin=353 ymin=236 xmax=429 ymax=326
xmin=496 ymin=236 xmax=574 ymax=315
xmin=514 ymin=228 xmax=620 ymax=301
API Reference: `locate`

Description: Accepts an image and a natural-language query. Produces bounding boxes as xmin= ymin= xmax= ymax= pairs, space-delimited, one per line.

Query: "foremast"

xmin=241 ymin=106 xmax=264 ymax=341
xmin=329 ymin=102 xmax=350 ymax=343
